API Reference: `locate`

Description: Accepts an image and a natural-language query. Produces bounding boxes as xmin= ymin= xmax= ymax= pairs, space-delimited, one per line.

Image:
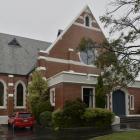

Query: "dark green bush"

xmin=52 ymin=99 xmax=86 ymax=128
xmin=83 ymin=108 xmax=114 ymax=129
xmin=35 ymin=100 xmax=54 ymax=123
xmin=52 ymin=99 xmax=114 ymax=129
xmin=62 ymin=99 xmax=86 ymax=127
xmin=39 ymin=111 xmax=52 ymax=127
xmin=52 ymin=109 xmax=65 ymax=129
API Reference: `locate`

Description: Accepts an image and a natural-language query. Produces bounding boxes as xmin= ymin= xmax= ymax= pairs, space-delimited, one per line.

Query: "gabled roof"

xmin=43 ymin=5 xmax=102 ymax=54
xmin=0 ymin=33 xmax=51 ymax=75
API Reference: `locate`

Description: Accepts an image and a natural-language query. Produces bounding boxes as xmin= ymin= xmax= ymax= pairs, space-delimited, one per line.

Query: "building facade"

xmin=0 ymin=6 xmax=140 ymax=122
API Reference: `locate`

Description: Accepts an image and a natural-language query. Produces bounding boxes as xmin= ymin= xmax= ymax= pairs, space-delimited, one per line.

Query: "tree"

xmin=95 ymin=75 xmax=106 ymax=108
xmin=28 ymin=71 xmax=49 ymax=104
xmin=95 ymin=49 xmax=136 ymax=93
xmin=28 ymin=71 xmax=52 ymax=121
xmin=77 ymin=38 xmax=98 ymax=65
xmin=94 ymin=0 xmax=140 ymax=94
xmin=99 ymin=0 xmax=140 ymax=80
xmin=100 ymin=0 xmax=140 ymax=58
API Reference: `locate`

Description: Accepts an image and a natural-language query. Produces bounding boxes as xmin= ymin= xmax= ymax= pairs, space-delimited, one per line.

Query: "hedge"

xmin=39 ymin=111 xmax=52 ymax=127
xmin=83 ymin=108 xmax=114 ymax=128
xmin=52 ymin=99 xmax=114 ymax=129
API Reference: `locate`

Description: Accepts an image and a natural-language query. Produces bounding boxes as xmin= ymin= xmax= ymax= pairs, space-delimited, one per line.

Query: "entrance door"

xmin=83 ymin=88 xmax=94 ymax=107
xmin=112 ymin=90 xmax=126 ymax=116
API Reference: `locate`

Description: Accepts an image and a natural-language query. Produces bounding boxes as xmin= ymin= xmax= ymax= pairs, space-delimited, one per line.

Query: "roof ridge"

xmin=0 ymin=32 xmax=52 ymax=44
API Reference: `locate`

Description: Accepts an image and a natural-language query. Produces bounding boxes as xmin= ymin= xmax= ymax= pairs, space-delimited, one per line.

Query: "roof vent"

xmin=57 ymin=29 xmax=63 ymax=37
xmin=8 ymin=38 xmax=21 ymax=47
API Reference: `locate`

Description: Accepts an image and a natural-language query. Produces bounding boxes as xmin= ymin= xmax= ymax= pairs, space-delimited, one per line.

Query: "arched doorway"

xmin=112 ymin=90 xmax=126 ymax=116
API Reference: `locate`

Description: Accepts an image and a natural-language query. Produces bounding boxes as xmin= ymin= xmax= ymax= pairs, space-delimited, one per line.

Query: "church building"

xmin=0 ymin=6 xmax=140 ymax=123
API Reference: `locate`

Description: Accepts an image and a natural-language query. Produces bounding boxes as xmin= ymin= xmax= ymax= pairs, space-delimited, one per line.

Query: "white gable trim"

xmin=41 ymin=5 xmax=93 ymax=54
xmin=74 ymin=22 xmax=101 ymax=32
xmin=38 ymin=56 xmax=96 ymax=68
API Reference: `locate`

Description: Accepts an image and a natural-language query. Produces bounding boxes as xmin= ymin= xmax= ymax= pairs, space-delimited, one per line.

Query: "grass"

xmin=91 ymin=130 xmax=140 ymax=140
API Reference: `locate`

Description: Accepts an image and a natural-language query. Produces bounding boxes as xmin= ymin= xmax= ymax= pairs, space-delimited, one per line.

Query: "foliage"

xmin=95 ymin=48 xmax=137 ymax=94
xmin=52 ymin=109 xmax=65 ymax=129
xmin=28 ymin=71 xmax=49 ymax=102
xmin=39 ymin=111 xmax=52 ymax=127
xmin=83 ymin=108 xmax=114 ymax=129
xmin=99 ymin=0 xmax=140 ymax=85
xmin=100 ymin=0 xmax=140 ymax=58
xmin=28 ymin=71 xmax=52 ymax=122
xmin=52 ymin=99 xmax=114 ymax=129
xmin=62 ymin=99 xmax=86 ymax=127
xmin=35 ymin=101 xmax=53 ymax=123
xmin=77 ymin=38 xmax=98 ymax=65
xmin=52 ymin=99 xmax=86 ymax=128
xmin=95 ymin=75 xmax=106 ymax=108
xmin=78 ymin=38 xmax=96 ymax=52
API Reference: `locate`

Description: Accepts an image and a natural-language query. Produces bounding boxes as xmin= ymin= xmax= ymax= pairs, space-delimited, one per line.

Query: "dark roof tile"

xmin=0 ymin=33 xmax=51 ymax=75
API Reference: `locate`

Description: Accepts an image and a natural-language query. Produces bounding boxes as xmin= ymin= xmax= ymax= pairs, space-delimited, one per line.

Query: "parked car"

xmin=8 ymin=112 xmax=35 ymax=129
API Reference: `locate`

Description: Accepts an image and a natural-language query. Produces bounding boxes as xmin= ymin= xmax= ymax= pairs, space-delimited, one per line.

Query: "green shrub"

xmin=35 ymin=101 xmax=54 ymax=123
xmin=39 ymin=111 xmax=52 ymax=127
xmin=52 ymin=99 xmax=86 ymax=128
xmin=52 ymin=109 xmax=65 ymax=129
xmin=62 ymin=99 xmax=86 ymax=127
xmin=83 ymin=108 xmax=114 ymax=129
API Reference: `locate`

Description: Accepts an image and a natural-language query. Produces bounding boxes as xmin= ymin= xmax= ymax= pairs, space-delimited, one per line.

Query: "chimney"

xmin=57 ymin=29 xmax=63 ymax=37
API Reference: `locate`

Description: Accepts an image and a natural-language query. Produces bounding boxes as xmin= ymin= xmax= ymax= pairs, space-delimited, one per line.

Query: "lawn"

xmin=92 ymin=131 xmax=140 ymax=140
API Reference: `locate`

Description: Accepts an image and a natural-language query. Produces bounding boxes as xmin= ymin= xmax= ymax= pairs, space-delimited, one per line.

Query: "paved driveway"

xmin=0 ymin=125 xmax=113 ymax=140
xmin=1 ymin=123 xmax=139 ymax=140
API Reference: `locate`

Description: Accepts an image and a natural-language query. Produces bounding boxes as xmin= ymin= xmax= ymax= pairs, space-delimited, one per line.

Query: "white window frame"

xmin=14 ymin=81 xmax=26 ymax=109
xmin=130 ymin=95 xmax=134 ymax=110
xmin=81 ymin=86 xmax=95 ymax=108
xmin=106 ymin=94 xmax=110 ymax=109
xmin=0 ymin=80 xmax=7 ymax=109
xmin=50 ymin=88 xmax=55 ymax=106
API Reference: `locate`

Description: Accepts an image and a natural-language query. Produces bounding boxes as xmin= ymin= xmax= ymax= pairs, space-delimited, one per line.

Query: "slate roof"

xmin=0 ymin=33 xmax=51 ymax=75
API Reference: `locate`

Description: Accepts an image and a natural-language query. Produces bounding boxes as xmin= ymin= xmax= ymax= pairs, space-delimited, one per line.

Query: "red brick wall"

xmin=48 ymin=24 xmax=105 ymax=60
xmin=0 ymin=74 xmax=28 ymax=115
xmin=128 ymin=87 xmax=140 ymax=114
xmin=50 ymin=83 xmax=94 ymax=109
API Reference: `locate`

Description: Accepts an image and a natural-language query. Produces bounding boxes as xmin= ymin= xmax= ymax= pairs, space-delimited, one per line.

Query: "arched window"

xmin=0 ymin=82 xmax=4 ymax=106
xmin=15 ymin=81 xmax=26 ymax=108
xmin=85 ymin=16 xmax=90 ymax=27
xmin=16 ymin=84 xmax=24 ymax=106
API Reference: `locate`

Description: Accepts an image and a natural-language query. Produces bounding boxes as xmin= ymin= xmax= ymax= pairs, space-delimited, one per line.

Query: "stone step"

xmin=0 ymin=116 xmax=8 ymax=124
xmin=120 ymin=116 xmax=140 ymax=123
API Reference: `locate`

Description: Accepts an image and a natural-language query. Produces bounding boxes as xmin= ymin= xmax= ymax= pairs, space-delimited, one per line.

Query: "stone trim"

xmin=110 ymin=88 xmax=130 ymax=115
xmin=36 ymin=66 xmax=46 ymax=71
xmin=38 ymin=56 xmax=96 ymax=68
xmin=130 ymin=95 xmax=134 ymax=110
xmin=0 ymin=79 xmax=7 ymax=109
xmin=14 ymin=80 xmax=26 ymax=109
xmin=8 ymin=83 xmax=14 ymax=87
xmin=50 ymin=88 xmax=55 ymax=106
xmin=8 ymin=75 xmax=14 ymax=78
xmin=73 ymin=22 xmax=101 ymax=32
xmin=81 ymin=86 xmax=95 ymax=108
xmin=47 ymin=71 xmax=98 ymax=87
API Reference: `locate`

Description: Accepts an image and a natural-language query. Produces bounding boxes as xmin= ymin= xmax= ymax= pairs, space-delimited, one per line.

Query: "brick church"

xmin=0 ymin=6 xmax=140 ymax=123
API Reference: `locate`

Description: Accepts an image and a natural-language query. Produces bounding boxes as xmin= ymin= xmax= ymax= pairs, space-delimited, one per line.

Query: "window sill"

xmin=0 ymin=106 xmax=7 ymax=109
xmin=130 ymin=108 xmax=134 ymax=111
xmin=14 ymin=106 xmax=26 ymax=109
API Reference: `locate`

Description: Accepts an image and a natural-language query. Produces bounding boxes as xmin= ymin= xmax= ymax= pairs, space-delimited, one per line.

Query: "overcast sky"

xmin=0 ymin=0 xmax=109 ymax=42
